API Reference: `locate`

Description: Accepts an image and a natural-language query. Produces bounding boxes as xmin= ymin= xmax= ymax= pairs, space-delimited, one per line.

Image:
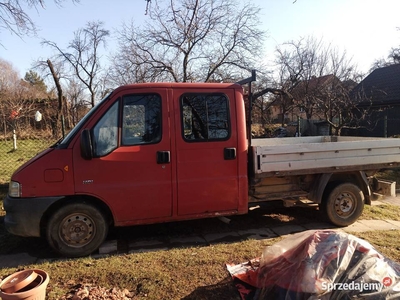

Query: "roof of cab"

xmin=113 ymin=82 xmax=243 ymax=93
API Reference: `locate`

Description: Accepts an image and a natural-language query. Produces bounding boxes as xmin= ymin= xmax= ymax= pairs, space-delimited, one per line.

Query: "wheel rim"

xmin=59 ymin=213 xmax=96 ymax=248
xmin=334 ymin=191 xmax=356 ymax=218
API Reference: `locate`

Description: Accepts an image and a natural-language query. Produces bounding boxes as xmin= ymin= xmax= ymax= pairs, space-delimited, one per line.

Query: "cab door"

xmin=74 ymin=90 xmax=173 ymax=224
xmin=174 ymin=89 xmax=239 ymax=215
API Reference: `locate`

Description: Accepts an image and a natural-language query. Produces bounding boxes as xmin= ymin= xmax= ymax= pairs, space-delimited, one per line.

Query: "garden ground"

xmin=1 ymin=195 xmax=400 ymax=299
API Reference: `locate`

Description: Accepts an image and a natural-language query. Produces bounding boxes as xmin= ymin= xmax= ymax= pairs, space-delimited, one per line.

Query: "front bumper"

xmin=4 ymin=195 xmax=63 ymax=237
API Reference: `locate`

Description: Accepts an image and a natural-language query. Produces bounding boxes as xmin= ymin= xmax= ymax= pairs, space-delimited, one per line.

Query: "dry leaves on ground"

xmin=60 ymin=284 xmax=137 ymax=300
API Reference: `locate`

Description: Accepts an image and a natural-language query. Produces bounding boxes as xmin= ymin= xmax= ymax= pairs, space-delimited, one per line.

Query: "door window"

xmin=122 ymin=94 xmax=162 ymax=145
xmin=181 ymin=94 xmax=230 ymax=141
xmin=93 ymin=101 xmax=119 ymax=157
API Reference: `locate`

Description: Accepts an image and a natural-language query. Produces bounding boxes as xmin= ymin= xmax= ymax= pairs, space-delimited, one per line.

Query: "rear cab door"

xmin=173 ymin=85 xmax=243 ymax=215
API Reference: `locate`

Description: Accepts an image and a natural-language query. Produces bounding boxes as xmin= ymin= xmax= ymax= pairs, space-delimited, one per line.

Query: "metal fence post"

xmin=12 ymin=129 xmax=17 ymax=150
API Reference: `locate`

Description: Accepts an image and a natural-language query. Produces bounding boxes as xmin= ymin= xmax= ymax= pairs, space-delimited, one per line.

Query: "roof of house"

xmin=352 ymin=64 xmax=400 ymax=105
xmin=268 ymin=74 xmax=354 ymax=108
xmin=293 ymin=74 xmax=336 ymax=94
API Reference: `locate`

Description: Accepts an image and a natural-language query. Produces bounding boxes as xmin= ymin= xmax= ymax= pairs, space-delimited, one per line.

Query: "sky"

xmin=1 ymin=0 xmax=400 ymax=79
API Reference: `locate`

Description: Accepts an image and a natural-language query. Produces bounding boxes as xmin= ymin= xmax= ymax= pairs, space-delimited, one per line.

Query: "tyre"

xmin=322 ymin=183 xmax=364 ymax=227
xmin=46 ymin=203 xmax=108 ymax=257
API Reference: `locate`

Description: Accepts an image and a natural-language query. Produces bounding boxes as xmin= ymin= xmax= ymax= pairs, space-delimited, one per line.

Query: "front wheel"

xmin=46 ymin=203 xmax=108 ymax=257
xmin=321 ymin=183 xmax=364 ymax=227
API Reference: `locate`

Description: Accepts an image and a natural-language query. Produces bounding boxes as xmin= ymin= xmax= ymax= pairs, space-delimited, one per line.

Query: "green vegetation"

xmin=24 ymin=70 xmax=48 ymax=93
xmin=0 ymin=138 xmax=55 ymax=184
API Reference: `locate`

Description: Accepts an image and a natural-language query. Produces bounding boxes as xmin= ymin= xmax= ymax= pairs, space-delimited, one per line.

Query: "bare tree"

xmin=109 ymin=0 xmax=265 ymax=85
xmin=275 ymin=37 xmax=328 ymax=122
xmin=0 ymin=58 xmax=19 ymax=137
xmin=43 ymin=21 xmax=110 ymax=107
xmin=0 ymin=58 xmax=19 ymax=92
xmin=370 ymin=27 xmax=400 ymax=71
xmin=314 ymin=49 xmax=363 ymax=135
xmin=65 ymin=79 xmax=87 ymax=126
xmin=34 ymin=56 xmax=69 ymax=136
xmin=46 ymin=58 xmax=66 ymax=136
xmin=0 ymin=0 xmax=79 ymax=40
xmin=35 ymin=56 xmax=89 ymax=134
xmin=273 ymin=36 xmax=368 ymax=135
xmin=371 ymin=47 xmax=400 ymax=71
xmin=0 ymin=58 xmax=49 ymax=138
xmin=250 ymin=75 xmax=284 ymax=127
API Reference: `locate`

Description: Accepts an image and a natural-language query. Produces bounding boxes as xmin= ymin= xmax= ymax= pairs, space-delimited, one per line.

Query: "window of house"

xmin=181 ymin=93 xmax=230 ymax=141
xmin=122 ymin=94 xmax=162 ymax=145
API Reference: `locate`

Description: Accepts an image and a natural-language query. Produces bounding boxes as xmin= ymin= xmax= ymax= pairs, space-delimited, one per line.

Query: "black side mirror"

xmin=80 ymin=129 xmax=93 ymax=160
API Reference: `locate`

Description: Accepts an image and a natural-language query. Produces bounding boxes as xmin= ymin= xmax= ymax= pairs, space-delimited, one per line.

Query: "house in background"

xmin=347 ymin=64 xmax=400 ymax=137
xmin=269 ymin=75 xmax=338 ymax=124
xmin=268 ymin=74 xmax=356 ymax=136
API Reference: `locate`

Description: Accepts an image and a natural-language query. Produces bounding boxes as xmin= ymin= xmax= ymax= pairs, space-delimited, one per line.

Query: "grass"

xmin=361 ymin=203 xmax=400 ymax=220
xmin=352 ymin=230 xmax=400 ymax=261
xmin=0 ymin=201 xmax=400 ymax=299
xmin=0 ymin=138 xmax=56 ymax=184
xmin=0 ymin=230 xmax=399 ymax=299
xmin=0 ymin=240 xmax=277 ymax=299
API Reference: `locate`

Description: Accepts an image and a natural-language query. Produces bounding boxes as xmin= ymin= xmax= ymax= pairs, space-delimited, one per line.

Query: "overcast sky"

xmin=1 ymin=0 xmax=399 ymax=78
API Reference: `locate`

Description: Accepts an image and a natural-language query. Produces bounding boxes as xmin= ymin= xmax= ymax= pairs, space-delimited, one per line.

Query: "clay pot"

xmin=0 ymin=269 xmax=49 ymax=300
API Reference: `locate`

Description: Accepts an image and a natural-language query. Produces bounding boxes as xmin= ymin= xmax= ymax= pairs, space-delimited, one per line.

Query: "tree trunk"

xmin=46 ymin=59 xmax=64 ymax=138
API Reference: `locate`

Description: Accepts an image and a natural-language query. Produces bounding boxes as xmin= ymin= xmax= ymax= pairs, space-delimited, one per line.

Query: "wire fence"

xmin=0 ymin=100 xmax=76 ymax=187
xmin=0 ymin=130 xmax=59 ymax=186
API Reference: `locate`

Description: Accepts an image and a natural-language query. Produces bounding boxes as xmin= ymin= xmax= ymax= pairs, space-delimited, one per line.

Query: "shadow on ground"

xmin=0 ymin=202 xmax=328 ymax=267
xmin=110 ymin=202 xmax=324 ymax=241
xmin=0 ymin=215 xmax=55 ymax=258
xmin=181 ymin=277 xmax=239 ymax=300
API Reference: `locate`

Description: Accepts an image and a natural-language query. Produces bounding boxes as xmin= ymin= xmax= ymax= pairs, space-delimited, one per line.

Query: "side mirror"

xmin=80 ymin=129 xmax=93 ymax=160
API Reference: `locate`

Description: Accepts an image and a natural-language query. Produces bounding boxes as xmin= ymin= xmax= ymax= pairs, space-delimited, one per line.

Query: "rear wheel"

xmin=322 ymin=183 xmax=364 ymax=227
xmin=46 ymin=203 xmax=108 ymax=257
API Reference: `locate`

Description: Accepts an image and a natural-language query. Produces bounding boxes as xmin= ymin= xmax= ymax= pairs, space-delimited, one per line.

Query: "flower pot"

xmin=0 ymin=269 xmax=49 ymax=300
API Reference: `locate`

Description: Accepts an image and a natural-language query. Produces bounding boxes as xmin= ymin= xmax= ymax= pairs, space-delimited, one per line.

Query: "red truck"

xmin=4 ymin=75 xmax=400 ymax=257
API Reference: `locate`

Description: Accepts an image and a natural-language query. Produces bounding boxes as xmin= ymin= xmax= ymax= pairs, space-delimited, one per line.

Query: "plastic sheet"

xmin=227 ymin=230 xmax=400 ymax=299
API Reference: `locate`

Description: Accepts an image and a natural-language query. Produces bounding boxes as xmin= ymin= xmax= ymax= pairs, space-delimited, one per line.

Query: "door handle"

xmin=157 ymin=151 xmax=170 ymax=164
xmin=224 ymin=147 xmax=236 ymax=160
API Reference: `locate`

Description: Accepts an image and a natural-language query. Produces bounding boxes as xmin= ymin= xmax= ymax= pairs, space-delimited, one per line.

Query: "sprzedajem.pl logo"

xmin=322 ymin=277 xmax=392 ymax=293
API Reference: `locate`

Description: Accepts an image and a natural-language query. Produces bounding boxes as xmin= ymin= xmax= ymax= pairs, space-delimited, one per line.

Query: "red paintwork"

xmin=12 ymin=148 xmax=75 ymax=197
xmin=11 ymin=83 xmax=249 ymax=227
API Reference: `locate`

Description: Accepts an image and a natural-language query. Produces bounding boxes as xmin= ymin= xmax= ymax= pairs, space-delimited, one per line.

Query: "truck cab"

xmin=4 ymin=83 xmax=249 ymax=257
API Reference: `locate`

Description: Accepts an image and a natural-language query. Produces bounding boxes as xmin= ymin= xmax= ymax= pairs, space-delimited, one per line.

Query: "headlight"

xmin=9 ymin=181 xmax=21 ymax=198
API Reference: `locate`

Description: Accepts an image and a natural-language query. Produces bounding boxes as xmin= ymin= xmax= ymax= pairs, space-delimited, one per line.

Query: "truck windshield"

xmin=55 ymin=91 xmax=114 ymax=148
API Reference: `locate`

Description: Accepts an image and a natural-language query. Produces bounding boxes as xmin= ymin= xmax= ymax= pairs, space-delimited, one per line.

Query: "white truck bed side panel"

xmin=252 ymin=136 xmax=400 ymax=174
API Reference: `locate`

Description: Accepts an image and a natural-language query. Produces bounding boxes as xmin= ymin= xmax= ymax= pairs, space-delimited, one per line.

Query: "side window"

xmin=122 ymin=94 xmax=162 ymax=145
xmin=93 ymin=101 xmax=119 ymax=157
xmin=181 ymin=93 xmax=230 ymax=141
